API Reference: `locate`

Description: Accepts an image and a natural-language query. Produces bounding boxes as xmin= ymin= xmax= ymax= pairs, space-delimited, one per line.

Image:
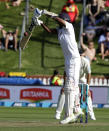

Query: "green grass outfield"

xmin=0 ymin=107 xmax=109 ymax=131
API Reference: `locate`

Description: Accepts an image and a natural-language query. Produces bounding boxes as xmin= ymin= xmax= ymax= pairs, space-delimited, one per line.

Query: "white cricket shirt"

xmin=79 ymin=56 xmax=91 ymax=84
xmin=57 ymin=21 xmax=80 ymax=65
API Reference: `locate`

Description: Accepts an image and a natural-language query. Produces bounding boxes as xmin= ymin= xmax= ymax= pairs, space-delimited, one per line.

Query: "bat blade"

xmin=20 ymin=21 xmax=35 ymax=50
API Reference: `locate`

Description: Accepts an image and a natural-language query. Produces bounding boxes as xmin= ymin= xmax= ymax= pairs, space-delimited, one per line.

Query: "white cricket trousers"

xmin=65 ymin=57 xmax=80 ymax=87
xmin=56 ymin=88 xmax=81 ymax=116
xmin=64 ymin=57 xmax=80 ymax=117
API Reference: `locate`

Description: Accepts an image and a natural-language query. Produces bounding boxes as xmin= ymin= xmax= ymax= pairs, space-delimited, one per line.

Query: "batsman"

xmin=33 ymin=8 xmax=81 ymax=124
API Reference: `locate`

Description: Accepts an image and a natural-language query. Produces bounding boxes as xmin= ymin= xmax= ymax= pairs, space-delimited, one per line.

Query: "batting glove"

xmin=32 ymin=17 xmax=43 ymax=26
xmin=36 ymin=19 xmax=43 ymax=26
xmin=33 ymin=8 xmax=43 ymax=18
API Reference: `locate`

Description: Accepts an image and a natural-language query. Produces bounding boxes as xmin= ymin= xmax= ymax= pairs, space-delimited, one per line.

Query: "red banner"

xmin=0 ymin=88 xmax=10 ymax=99
xmin=20 ymin=88 xmax=52 ymax=102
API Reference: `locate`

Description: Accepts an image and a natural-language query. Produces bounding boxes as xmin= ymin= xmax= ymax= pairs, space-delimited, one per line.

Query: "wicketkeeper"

xmin=79 ymin=56 xmax=96 ymax=120
xmin=55 ymin=56 xmax=96 ymax=121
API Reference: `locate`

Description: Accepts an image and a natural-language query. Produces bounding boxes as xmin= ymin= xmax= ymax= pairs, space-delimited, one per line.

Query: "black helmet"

xmin=59 ymin=13 xmax=71 ymax=23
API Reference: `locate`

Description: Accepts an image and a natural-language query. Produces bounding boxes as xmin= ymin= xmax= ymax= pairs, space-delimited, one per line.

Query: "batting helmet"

xmin=59 ymin=12 xmax=71 ymax=22
xmin=67 ymin=0 xmax=75 ymax=4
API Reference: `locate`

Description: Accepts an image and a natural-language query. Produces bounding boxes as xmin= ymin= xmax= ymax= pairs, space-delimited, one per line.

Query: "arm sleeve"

xmin=65 ymin=21 xmax=74 ymax=31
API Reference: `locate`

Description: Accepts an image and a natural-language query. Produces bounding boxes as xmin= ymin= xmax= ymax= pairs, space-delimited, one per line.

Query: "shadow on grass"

xmin=44 ymin=64 xmax=64 ymax=69
xmin=96 ymin=62 xmax=109 ymax=67
xmin=45 ymin=56 xmax=64 ymax=60
xmin=31 ymin=36 xmax=59 ymax=47
xmin=36 ymin=4 xmax=50 ymax=10
xmin=92 ymin=72 xmax=109 ymax=76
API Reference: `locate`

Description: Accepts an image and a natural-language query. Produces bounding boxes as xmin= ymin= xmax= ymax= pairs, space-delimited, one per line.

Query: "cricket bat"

xmin=20 ymin=9 xmax=58 ymax=50
xmin=20 ymin=20 xmax=35 ymax=50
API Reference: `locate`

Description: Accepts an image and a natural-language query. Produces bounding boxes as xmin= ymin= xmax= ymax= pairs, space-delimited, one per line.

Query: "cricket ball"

xmin=24 ymin=32 xmax=28 ymax=36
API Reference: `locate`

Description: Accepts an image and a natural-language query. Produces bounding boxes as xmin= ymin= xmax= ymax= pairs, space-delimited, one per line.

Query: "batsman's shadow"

xmin=44 ymin=55 xmax=64 ymax=68
xmin=31 ymin=37 xmax=60 ymax=47
xmin=96 ymin=62 xmax=109 ymax=67
xmin=44 ymin=64 xmax=64 ymax=69
xmin=45 ymin=56 xmax=64 ymax=60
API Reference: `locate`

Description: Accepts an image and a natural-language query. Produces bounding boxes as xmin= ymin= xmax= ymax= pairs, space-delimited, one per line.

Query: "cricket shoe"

xmin=55 ymin=112 xmax=61 ymax=120
xmin=75 ymin=110 xmax=84 ymax=120
xmin=60 ymin=114 xmax=76 ymax=124
xmin=90 ymin=113 xmax=96 ymax=120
